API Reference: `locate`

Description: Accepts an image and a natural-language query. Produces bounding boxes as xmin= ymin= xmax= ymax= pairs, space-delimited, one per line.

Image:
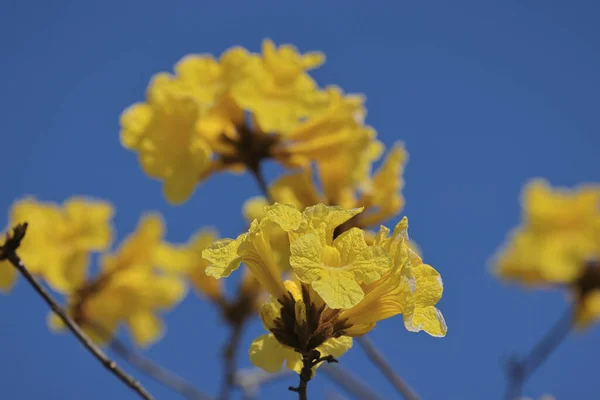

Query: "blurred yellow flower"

xmin=120 ymin=73 xmax=212 ymax=204
xmin=231 ymin=39 xmax=329 ymax=134
xmin=49 ymin=213 xmax=187 ymax=347
xmin=121 ymin=40 xmax=388 ymax=206
xmin=0 ymin=197 xmax=113 ymax=293
xmin=493 ymin=179 xmax=600 ymax=326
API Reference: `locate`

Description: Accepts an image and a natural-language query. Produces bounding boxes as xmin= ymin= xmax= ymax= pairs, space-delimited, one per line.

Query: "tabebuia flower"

xmin=493 ymin=179 xmax=600 ymax=327
xmin=203 ymin=203 xmax=446 ymax=374
xmin=120 ymin=39 xmax=386 ymax=206
xmin=0 ymin=197 xmax=114 ymax=293
xmin=49 ymin=214 xmax=187 ymax=347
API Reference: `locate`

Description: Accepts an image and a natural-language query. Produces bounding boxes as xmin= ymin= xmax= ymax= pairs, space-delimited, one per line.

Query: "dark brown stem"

xmin=288 ymin=350 xmax=338 ymax=400
xmin=505 ymin=307 xmax=573 ymax=400
xmin=219 ymin=321 xmax=245 ymax=400
xmin=357 ymin=336 xmax=420 ymax=400
xmin=0 ymin=223 xmax=155 ymax=400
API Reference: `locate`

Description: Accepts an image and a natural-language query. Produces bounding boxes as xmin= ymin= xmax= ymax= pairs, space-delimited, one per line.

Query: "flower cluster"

xmin=493 ymin=179 xmax=600 ymax=326
xmin=120 ymin=39 xmax=388 ymax=205
xmin=1 ymin=197 xmax=223 ymax=347
xmin=204 ymin=203 xmax=446 ymax=373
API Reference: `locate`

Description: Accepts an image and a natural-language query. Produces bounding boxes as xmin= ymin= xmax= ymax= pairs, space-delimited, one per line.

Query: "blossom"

xmin=49 ymin=213 xmax=187 ymax=347
xmin=0 ymin=197 xmax=113 ymax=293
xmin=231 ymin=39 xmax=329 ymax=134
xmin=120 ymin=73 xmax=212 ymax=204
xmin=204 ymin=203 xmax=446 ymax=374
xmin=493 ymin=179 xmax=600 ymax=326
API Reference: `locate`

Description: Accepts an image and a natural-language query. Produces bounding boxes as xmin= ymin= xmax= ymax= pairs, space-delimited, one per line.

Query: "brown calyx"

xmin=218 ymin=123 xmax=280 ymax=172
xmin=574 ymin=259 xmax=600 ymax=299
xmin=269 ymin=284 xmax=351 ymax=354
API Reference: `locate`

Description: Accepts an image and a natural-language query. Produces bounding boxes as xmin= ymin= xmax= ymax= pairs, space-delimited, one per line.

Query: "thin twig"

xmin=108 ymin=335 xmax=213 ymax=400
xmin=234 ymin=368 xmax=292 ymax=399
xmin=505 ymin=307 xmax=573 ymax=400
xmin=219 ymin=322 xmax=245 ymax=400
xmin=357 ymin=336 xmax=419 ymax=400
xmin=0 ymin=223 xmax=155 ymax=400
xmin=320 ymin=364 xmax=385 ymax=400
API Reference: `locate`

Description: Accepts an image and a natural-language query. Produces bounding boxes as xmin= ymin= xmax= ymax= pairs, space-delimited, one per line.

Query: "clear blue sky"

xmin=1 ymin=1 xmax=599 ymax=399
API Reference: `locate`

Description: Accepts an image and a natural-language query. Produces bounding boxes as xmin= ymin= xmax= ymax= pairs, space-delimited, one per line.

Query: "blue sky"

xmin=1 ymin=1 xmax=599 ymax=399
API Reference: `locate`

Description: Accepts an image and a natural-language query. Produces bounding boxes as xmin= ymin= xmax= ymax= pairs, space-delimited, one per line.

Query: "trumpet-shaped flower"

xmin=493 ymin=179 xmax=600 ymax=326
xmin=49 ymin=213 xmax=187 ymax=347
xmin=204 ymin=204 xmax=446 ymax=374
xmin=0 ymin=197 xmax=113 ymax=292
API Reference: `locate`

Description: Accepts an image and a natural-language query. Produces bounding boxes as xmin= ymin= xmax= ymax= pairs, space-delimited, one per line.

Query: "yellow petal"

xmin=312 ymin=269 xmax=364 ymax=309
xmin=301 ymin=204 xmax=363 ymax=240
xmin=0 ymin=259 xmax=17 ymax=292
xmin=404 ymin=306 xmax=447 ymax=337
xmin=265 ymin=203 xmax=303 ymax=231
xmin=289 ymin=232 xmax=324 ymax=283
xmin=47 ymin=312 xmax=66 ymax=332
xmin=64 ymin=197 xmax=114 ymax=251
xmin=411 ymin=263 xmax=444 ymax=307
xmin=249 ymin=334 xmax=288 ymax=373
xmin=163 ymin=169 xmax=199 ymax=205
xmin=203 ymin=236 xmax=245 ymax=278
xmin=243 ymin=197 xmax=269 ymax=222
xmin=120 ymin=103 xmax=153 ymax=149
xmin=316 ymin=336 xmax=352 ymax=359
xmin=150 ymin=275 xmax=187 ymax=309
xmin=128 ymin=312 xmax=164 ymax=348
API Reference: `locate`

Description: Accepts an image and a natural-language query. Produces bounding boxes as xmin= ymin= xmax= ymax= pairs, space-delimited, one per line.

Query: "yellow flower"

xmin=205 ymin=206 xmax=446 ymax=373
xmin=493 ymin=179 xmax=600 ymax=327
xmin=50 ymin=213 xmax=187 ymax=347
xmin=50 ymin=268 xmax=186 ymax=348
xmin=0 ymin=197 xmax=113 ymax=292
xmin=230 ymin=39 xmax=329 ymax=133
xmin=494 ymin=179 xmax=600 ymax=285
xmin=120 ymin=73 xmax=212 ymax=204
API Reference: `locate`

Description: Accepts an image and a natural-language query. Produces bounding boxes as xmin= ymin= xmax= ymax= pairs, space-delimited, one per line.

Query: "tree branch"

xmin=505 ymin=307 xmax=573 ymax=400
xmin=357 ymin=336 xmax=420 ymax=400
xmin=320 ymin=364 xmax=385 ymax=400
xmin=108 ymin=334 xmax=213 ymax=400
xmin=0 ymin=223 xmax=155 ymax=400
xmin=218 ymin=321 xmax=245 ymax=400
xmin=248 ymin=162 xmax=273 ymax=204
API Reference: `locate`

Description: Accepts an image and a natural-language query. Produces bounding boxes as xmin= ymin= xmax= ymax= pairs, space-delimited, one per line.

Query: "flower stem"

xmin=505 ymin=307 xmax=573 ymax=400
xmin=0 ymin=223 xmax=155 ymax=400
xmin=106 ymin=332 xmax=212 ymax=400
xmin=219 ymin=321 xmax=245 ymax=400
xmin=357 ymin=336 xmax=420 ymax=400
xmin=289 ymin=350 xmax=338 ymax=400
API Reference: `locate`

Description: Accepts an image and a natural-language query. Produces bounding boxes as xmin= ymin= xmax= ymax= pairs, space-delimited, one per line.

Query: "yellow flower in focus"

xmin=50 ymin=213 xmax=187 ymax=347
xmin=120 ymin=74 xmax=212 ymax=204
xmin=0 ymin=197 xmax=113 ymax=292
xmin=493 ymin=179 xmax=600 ymax=327
xmin=231 ymin=39 xmax=329 ymax=133
xmin=338 ymin=218 xmax=447 ymax=337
